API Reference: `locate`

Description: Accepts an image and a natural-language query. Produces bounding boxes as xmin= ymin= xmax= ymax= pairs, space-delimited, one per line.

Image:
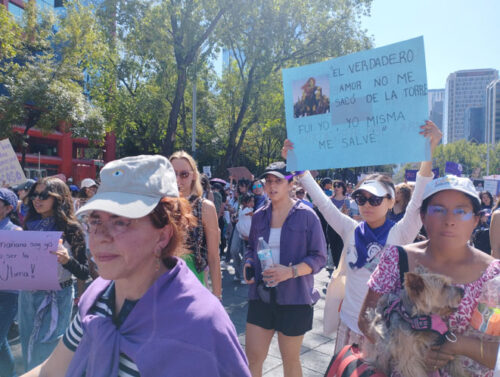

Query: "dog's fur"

xmin=364 ymin=271 xmax=467 ymax=377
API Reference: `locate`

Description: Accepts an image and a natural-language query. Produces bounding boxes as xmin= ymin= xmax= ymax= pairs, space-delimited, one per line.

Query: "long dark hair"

xmin=25 ymin=177 xmax=86 ymax=259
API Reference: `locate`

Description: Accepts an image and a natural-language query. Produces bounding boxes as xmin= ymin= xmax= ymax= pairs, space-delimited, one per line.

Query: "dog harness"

xmin=383 ymin=298 xmax=456 ymax=345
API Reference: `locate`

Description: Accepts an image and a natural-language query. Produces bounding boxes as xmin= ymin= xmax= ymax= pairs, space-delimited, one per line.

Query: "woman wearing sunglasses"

xmin=282 ymin=120 xmax=441 ymax=353
xmin=20 ymin=177 xmax=88 ymax=370
xmin=251 ymin=179 xmax=268 ymax=211
xmin=169 ymin=151 xmax=222 ymax=300
xmin=359 ymin=176 xmax=500 ymax=377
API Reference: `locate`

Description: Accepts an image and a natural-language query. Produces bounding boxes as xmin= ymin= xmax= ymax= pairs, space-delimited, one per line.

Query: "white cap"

xmin=423 ymin=175 xmax=480 ymax=206
xmin=352 ymin=179 xmax=395 ymax=199
xmin=80 ymin=178 xmax=98 ymax=189
xmin=76 ymin=155 xmax=179 ymax=219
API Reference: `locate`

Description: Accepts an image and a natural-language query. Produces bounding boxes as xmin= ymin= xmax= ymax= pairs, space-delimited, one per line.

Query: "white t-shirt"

xmin=301 ymin=171 xmax=433 ymax=334
xmin=268 ymin=228 xmax=281 ymax=265
xmin=236 ymin=207 xmax=253 ymax=238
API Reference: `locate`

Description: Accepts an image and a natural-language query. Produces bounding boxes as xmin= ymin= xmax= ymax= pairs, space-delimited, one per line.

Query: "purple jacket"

xmin=65 ymin=258 xmax=250 ymax=377
xmin=245 ymin=201 xmax=327 ymax=305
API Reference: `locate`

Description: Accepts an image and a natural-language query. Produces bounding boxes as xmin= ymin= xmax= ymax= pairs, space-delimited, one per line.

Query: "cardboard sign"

xmin=283 ymin=37 xmax=429 ymax=171
xmin=0 ymin=139 xmax=27 ymax=187
xmin=0 ymin=230 xmax=62 ymax=291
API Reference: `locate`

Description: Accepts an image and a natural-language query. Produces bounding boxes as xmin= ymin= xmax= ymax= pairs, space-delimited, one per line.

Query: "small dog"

xmin=364 ymin=271 xmax=467 ymax=377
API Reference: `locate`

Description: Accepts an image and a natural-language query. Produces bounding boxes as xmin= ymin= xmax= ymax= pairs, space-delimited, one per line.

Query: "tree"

xmin=394 ymin=140 xmax=500 ymax=182
xmin=0 ymin=4 xmax=21 ymax=62
xmin=214 ymin=0 xmax=372 ymax=174
xmin=0 ymin=0 xmax=108 ymax=168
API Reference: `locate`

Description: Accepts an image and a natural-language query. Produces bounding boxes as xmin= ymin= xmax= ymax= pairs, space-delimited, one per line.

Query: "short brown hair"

xmin=148 ymin=197 xmax=197 ymax=262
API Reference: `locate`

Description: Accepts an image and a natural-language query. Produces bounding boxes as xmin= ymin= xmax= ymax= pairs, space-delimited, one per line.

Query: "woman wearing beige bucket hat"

xmin=22 ymin=155 xmax=250 ymax=377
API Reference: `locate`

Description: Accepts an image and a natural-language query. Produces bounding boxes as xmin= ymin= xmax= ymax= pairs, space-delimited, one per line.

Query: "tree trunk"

xmin=162 ymin=66 xmax=187 ymax=157
xmin=218 ymin=66 xmax=255 ymax=175
xmin=20 ymin=108 xmax=41 ymax=169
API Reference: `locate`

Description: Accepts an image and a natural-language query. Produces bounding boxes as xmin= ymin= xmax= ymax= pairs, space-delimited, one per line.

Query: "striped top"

xmin=63 ymin=282 xmax=140 ymax=376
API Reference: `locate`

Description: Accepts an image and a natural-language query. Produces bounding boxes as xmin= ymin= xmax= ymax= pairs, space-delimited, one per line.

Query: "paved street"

xmin=221 ymin=265 xmax=335 ymax=376
xmin=11 ymin=266 xmax=335 ymax=376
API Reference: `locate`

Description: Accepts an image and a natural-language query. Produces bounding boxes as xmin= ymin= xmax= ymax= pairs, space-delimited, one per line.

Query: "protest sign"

xmin=405 ymin=167 xmax=439 ymax=182
xmin=484 ymin=180 xmax=500 ymax=196
xmin=283 ymin=37 xmax=429 ymax=171
xmin=0 ymin=139 xmax=27 ymax=187
xmin=203 ymin=166 xmax=212 ymax=178
xmin=0 ymin=230 xmax=62 ymax=290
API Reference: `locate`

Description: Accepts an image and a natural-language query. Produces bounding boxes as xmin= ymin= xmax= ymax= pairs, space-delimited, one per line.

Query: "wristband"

xmin=292 ymin=265 xmax=299 ymax=278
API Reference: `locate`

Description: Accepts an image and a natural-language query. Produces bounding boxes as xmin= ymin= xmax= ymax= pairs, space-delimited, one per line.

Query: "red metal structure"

xmin=12 ymin=126 xmax=116 ymax=184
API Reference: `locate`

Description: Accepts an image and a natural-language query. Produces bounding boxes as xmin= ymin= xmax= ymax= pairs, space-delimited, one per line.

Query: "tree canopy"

xmin=0 ymin=0 xmax=107 ymax=167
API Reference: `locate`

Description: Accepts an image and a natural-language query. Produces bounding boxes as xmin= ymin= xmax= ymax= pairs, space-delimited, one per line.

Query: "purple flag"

xmin=445 ymin=161 xmax=463 ymax=176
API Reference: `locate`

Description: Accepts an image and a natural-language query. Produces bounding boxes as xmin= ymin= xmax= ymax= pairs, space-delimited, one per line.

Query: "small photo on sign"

xmin=292 ymin=76 xmax=330 ymax=118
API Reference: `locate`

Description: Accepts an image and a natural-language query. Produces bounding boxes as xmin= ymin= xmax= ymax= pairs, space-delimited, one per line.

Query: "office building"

xmin=486 ymin=79 xmax=500 ymax=144
xmin=428 ymin=89 xmax=444 ymax=132
xmin=443 ymin=69 xmax=498 ymax=144
xmin=465 ymin=107 xmax=485 ymax=143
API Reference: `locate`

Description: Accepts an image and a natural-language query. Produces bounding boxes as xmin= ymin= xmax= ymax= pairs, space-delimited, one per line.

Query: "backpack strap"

xmin=397 ymin=246 xmax=408 ymax=287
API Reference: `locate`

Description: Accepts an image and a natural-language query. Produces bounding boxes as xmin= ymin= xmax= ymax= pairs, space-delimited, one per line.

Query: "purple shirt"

xmin=245 ymin=201 xmax=327 ymax=305
xmin=65 ymin=258 xmax=251 ymax=377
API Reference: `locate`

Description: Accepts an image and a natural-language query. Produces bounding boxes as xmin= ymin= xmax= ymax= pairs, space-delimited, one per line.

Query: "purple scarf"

xmin=65 ymin=258 xmax=250 ymax=377
xmin=351 ymin=219 xmax=394 ymax=270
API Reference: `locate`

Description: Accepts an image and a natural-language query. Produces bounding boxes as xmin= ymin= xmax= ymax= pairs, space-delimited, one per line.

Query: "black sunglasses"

xmin=352 ymin=193 xmax=387 ymax=207
xmin=333 ymin=184 xmax=343 ymax=188
xmin=30 ymin=191 xmax=51 ymax=201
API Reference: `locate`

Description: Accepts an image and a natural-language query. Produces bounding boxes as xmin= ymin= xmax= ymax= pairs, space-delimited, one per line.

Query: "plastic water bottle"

xmin=257 ymin=237 xmax=274 ymax=286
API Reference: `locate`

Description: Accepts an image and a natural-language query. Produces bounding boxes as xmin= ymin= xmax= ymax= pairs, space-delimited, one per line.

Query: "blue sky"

xmin=361 ymin=0 xmax=500 ymax=89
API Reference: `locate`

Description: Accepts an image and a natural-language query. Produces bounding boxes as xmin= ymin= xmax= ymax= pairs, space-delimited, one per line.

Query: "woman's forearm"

xmin=453 ymin=336 xmax=499 ymax=369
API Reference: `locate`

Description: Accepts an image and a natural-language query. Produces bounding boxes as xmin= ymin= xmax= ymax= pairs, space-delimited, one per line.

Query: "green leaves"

xmin=0 ymin=0 xmax=106 ymax=144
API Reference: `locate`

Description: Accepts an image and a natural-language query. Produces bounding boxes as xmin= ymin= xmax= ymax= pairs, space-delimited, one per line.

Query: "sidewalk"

xmin=12 ymin=266 xmax=335 ymax=376
xmin=222 ymin=266 xmax=335 ymax=376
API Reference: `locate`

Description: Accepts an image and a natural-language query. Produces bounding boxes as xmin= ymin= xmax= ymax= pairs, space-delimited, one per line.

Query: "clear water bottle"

xmin=257 ymin=237 xmax=275 ymax=287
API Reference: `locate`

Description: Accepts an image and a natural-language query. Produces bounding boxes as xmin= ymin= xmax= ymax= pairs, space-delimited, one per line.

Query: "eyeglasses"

xmin=426 ymin=205 xmax=474 ymax=221
xmin=352 ymin=193 xmax=387 ymax=207
xmin=87 ymin=217 xmax=136 ymax=237
xmin=252 ymin=183 xmax=263 ymax=189
xmin=30 ymin=191 xmax=51 ymax=201
xmin=175 ymin=170 xmax=192 ymax=179
xmin=333 ymin=184 xmax=343 ymax=188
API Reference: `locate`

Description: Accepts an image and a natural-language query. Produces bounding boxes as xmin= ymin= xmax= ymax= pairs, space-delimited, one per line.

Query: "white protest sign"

xmin=0 ymin=139 xmax=27 ymax=187
xmin=203 ymin=166 xmax=212 ymax=178
xmin=0 ymin=231 xmax=62 ymax=290
xmin=484 ymin=180 xmax=500 ymax=196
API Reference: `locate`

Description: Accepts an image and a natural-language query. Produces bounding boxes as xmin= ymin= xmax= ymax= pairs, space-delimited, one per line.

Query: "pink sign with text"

xmin=0 ymin=231 xmax=62 ymax=290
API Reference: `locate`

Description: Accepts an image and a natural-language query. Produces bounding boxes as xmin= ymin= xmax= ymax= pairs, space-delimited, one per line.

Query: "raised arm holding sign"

xmin=281 ymin=121 xmax=441 ymax=352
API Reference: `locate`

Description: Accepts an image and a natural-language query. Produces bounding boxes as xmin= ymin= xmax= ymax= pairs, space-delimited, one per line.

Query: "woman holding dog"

xmin=282 ymin=121 xmax=442 ymax=353
xmin=360 ymin=175 xmax=500 ymax=376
